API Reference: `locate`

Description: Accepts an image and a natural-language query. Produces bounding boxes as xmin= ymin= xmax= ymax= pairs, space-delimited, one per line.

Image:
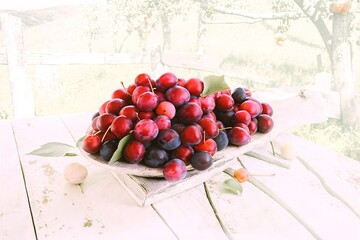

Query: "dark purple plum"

xmin=157 ymin=128 xmax=181 ymax=151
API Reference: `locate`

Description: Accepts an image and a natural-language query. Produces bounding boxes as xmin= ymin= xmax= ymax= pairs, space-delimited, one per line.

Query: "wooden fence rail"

xmin=0 ymin=51 xmax=223 ymax=72
xmin=0 ymin=52 xmax=152 ymax=65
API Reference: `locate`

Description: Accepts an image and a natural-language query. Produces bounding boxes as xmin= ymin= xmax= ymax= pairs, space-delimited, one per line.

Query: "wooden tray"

xmin=81 ymin=131 xmax=273 ymax=178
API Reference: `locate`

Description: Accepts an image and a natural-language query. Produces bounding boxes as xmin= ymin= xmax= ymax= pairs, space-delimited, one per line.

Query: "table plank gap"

xmin=226 ymin=141 xmax=360 ymax=239
xmin=203 ymin=182 xmax=233 ymax=240
xmin=151 ymin=184 xmax=229 ymax=240
xmin=0 ymin=120 xmax=36 ymax=240
xmin=273 ymin=133 xmax=360 ymax=216
xmin=150 ymin=205 xmax=180 ymax=240
xmin=12 ymin=115 xmax=176 ymax=239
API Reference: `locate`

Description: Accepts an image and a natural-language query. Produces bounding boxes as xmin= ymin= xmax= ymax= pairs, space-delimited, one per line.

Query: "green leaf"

xmin=27 ymin=142 xmax=78 ymax=157
xmin=223 ymin=178 xmax=243 ymax=195
xmin=76 ymin=135 xmax=86 ymax=148
xmin=201 ymin=75 xmax=230 ymax=97
xmin=77 ymin=125 xmax=92 ymax=148
xmin=108 ymin=133 xmax=132 ymax=164
xmin=65 ymin=152 xmax=78 ymax=156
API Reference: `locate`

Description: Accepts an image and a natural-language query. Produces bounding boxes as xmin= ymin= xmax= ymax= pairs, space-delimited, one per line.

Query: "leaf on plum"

xmin=223 ymin=178 xmax=243 ymax=195
xmin=108 ymin=133 xmax=132 ymax=164
xmin=27 ymin=142 xmax=78 ymax=157
xmin=201 ymin=75 xmax=230 ymax=97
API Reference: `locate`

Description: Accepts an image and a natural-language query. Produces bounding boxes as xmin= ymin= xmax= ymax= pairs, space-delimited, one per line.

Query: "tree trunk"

xmin=332 ymin=11 xmax=356 ymax=126
xmin=1 ymin=13 xmax=35 ymax=118
xmin=196 ymin=12 xmax=206 ymax=54
xmin=293 ymin=0 xmax=332 ymax=59
xmin=350 ymin=35 xmax=360 ymax=90
xmin=161 ymin=13 xmax=171 ymax=50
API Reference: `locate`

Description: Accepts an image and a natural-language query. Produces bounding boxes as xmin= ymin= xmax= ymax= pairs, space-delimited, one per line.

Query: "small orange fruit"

xmin=276 ymin=40 xmax=285 ymax=46
xmin=332 ymin=1 xmax=351 ymax=13
xmin=274 ymin=32 xmax=286 ymax=46
xmin=234 ymin=168 xmax=249 ymax=183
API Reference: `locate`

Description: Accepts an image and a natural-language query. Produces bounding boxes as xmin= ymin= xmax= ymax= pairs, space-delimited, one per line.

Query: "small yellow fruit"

xmin=276 ymin=40 xmax=285 ymax=46
xmin=64 ymin=163 xmax=88 ymax=184
xmin=274 ymin=32 xmax=286 ymax=46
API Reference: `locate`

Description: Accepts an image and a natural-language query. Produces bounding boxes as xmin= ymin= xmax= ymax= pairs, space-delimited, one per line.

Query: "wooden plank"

xmin=252 ymin=88 xmax=328 ymax=132
xmin=110 ymin=157 xmax=234 ymax=206
xmin=61 ymin=112 xmax=228 ymax=239
xmin=1 ymin=13 xmax=35 ymax=117
xmin=0 ymin=120 xmax=36 ymax=240
xmin=105 ymin=53 xmax=151 ymax=64
xmin=152 ymin=185 xmax=228 ymax=240
xmin=26 ymin=53 xmax=107 ymax=65
xmin=206 ymin=136 xmax=360 ymax=239
xmin=206 ymin=171 xmax=315 ymax=239
xmin=12 ymin=115 xmax=176 ymax=239
xmin=59 ymin=112 xmax=93 ymax=141
xmin=276 ymin=133 xmax=360 ymax=216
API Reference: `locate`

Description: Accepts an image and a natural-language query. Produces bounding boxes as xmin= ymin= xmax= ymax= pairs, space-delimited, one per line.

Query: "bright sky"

xmin=0 ymin=0 xmax=97 ymax=11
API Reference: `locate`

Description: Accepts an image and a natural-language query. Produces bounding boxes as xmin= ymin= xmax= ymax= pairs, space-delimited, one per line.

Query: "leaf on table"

xmin=27 ymin=142 xmax=78 ymax=157
xmin=223 ymin=178 xmax=243 ymax=195
xmin=201 ymin=75 xmax=231 ymax=97
xmin=77 ymin=125 xmax=92 ymax=148
xmin=76 ymin=135 xmax=86 ymax=147
xmin=65 ymin=152 xmax=78 ymax=156
xmin=108 ymin=133 xmax=132 ymax=164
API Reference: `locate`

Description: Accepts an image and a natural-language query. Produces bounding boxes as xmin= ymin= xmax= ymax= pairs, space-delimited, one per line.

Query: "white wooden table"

xmin=1 ymin=91 xmax=360 ymax=240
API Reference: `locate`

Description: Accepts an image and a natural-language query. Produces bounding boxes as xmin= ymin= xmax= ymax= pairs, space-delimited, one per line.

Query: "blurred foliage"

xmin=83 ymin=2 xmax=104 ymax=52
xmin=87 ymin=0 xmax=195 ymax=52
xmin=221 ymin=54 xmax=318 ymax=88
xmin=272 ymin=0 xmax=295 ymax=33
xmin=0 ymin=110 xmax=8 ymax=120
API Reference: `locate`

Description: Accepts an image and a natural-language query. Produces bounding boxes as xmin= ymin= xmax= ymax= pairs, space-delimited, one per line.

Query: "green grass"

xmin=221 ymin=54 xmax=319 ymax=88
xmin=28 ymin=64 xmax=153 ymax=116
xmin=293 ymin=120 xmax=360 ymax=161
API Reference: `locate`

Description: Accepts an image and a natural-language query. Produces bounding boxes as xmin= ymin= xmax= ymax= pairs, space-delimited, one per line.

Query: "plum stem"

xmin=101 ymin=125 xmax=112 ymax=142
xmin=148 ymin=79 xmax=155 ymax=93
xmin=121 ymin=81 xmax=132 ymax=96
xmin=135 ymin=112 xmax=141 ymax=121
xmin=219 ymin=127 xmax=232 ymax=131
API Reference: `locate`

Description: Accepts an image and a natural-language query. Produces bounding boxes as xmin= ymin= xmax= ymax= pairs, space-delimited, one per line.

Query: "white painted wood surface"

xmin=11 ymin=115 xmax=176 ymax=239
xmin=209 ymin=138 xmax=360 ymax=240
xmin=1 ymin=103 xmax=360 ymax=239
xmin=0 ymin=120 xmax=36 ymax=240
xmin=62 ymin=112 xmax=229 ymax=239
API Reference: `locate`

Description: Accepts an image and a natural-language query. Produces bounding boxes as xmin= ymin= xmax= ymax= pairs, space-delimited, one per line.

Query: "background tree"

xmin=196 ymin=0 xmax=359 ymax=125
xmin=83 ymin=0 xmax=359 ymax=126
xmin=83 ymin=2 xmax=103 ymax=52
xmin=108 ymin=0 xmax=192 ymax=52
xmin=107 ymin=0 xmax=130 ymax=52
xmin=293 ymin=0 xmax=359 ymax=126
